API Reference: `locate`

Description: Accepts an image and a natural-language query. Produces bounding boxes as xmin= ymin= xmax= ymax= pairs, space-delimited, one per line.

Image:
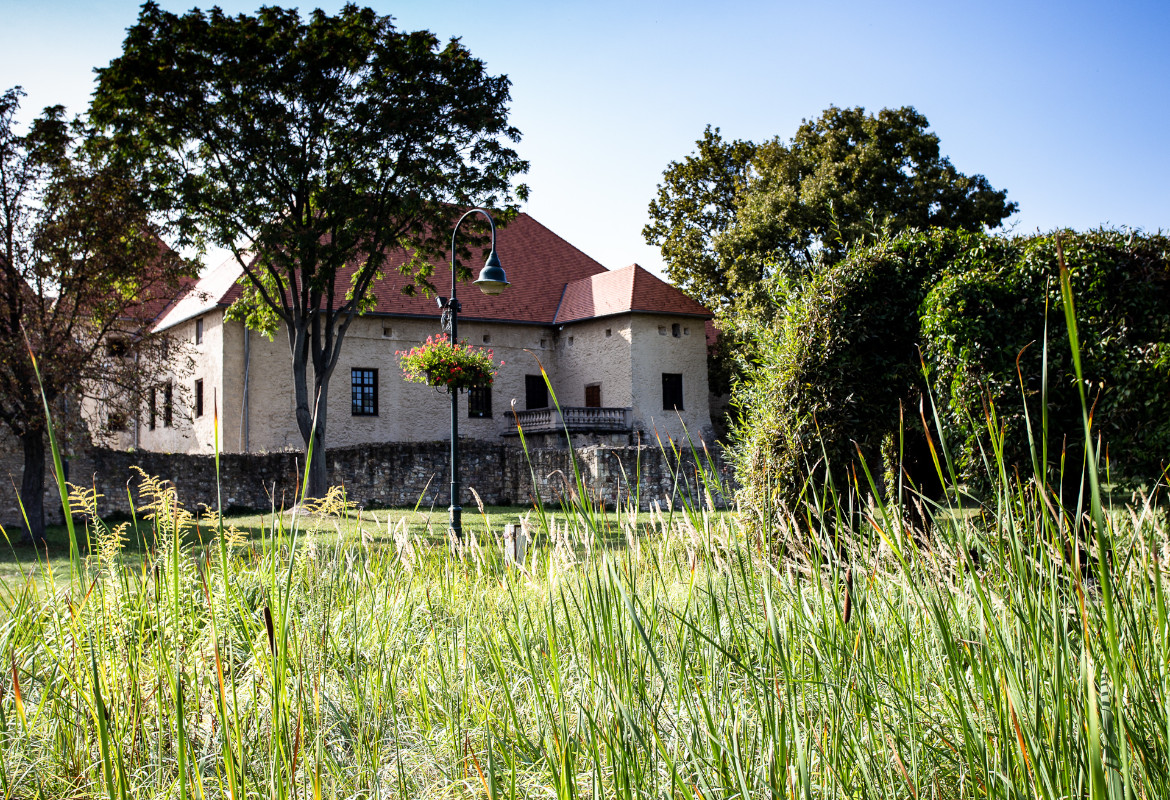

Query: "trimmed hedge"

xmin=733 ymin=228 xmax=1170 ymax=526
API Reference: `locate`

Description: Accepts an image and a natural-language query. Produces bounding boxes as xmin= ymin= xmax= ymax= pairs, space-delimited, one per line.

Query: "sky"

xmin=2 ymin=0 xmax=1168 ymax=278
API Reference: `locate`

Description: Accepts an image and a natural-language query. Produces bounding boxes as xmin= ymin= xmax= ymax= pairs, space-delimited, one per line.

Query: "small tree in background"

xmin=0 ymin=88 xmax=194 ymax=542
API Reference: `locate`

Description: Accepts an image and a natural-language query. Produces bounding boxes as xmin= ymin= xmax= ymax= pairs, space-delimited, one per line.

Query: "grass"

xmin=0 ymin=505 xmax=701 ymax=586
xmin=0 ymin=438 xmax=1165 ymax=798
xmin=0 ymin=265 xmax=1166 ymax=798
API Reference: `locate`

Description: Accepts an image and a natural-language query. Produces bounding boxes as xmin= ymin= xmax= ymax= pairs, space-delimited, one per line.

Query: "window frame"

xmin=468 ymin=384 xmax=492 ymax=418
xmin=584 ymin=383 xmax=602 ymax=408
xmin=194 ymin=378 xmax=204 ymax=418
xmin=163 ymin=381 xmax=173 ymax=428
xmin=525 ymin=374 xmax=549 ymax=410
xmin=351 ymin=368 xmax=379 ymax=416
xmin=662 ymin=373 xmax=684 ymax=411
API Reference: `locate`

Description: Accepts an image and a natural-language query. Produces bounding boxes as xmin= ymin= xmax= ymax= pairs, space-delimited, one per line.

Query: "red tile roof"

xmin=154 ymin=214 xmax=710 ymax=331
xmin=553 ymin=263 xmax=711 ymax=324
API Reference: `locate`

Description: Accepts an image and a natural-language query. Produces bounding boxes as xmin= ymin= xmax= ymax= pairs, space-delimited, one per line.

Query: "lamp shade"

xmin=474 ymin=249 xmax=509 ymax=295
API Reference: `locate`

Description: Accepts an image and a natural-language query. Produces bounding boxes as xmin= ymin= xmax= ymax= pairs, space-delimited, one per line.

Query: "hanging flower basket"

xmin=397 ymin=334 xmax=502 ymax=392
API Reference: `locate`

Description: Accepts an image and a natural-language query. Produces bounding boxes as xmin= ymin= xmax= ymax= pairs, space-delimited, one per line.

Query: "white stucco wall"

xmin=551 ymin=317 xmax=634 ymax=409
xmin=134 ymin=311 xmax=225 ymax=454
xmin=227 ymin=315 xmax=562 ymax=452
xmin=131 ymin=308 xmax=713 ymax=454
xmin=627 ymin=315 xmax=713 ymax=444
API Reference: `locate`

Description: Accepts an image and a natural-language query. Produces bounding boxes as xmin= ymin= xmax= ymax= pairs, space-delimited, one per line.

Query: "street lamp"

xmin=438 ymin=208 xmax=510 ymax=543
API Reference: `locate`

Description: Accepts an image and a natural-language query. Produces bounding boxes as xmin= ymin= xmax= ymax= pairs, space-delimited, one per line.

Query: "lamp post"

xmin=439 ymin=208 xmax=509 ymax=543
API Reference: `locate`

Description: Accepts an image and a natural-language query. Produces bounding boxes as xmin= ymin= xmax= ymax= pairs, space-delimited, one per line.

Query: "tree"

xmin=642 ymin=126 xmax=755 ymax=312
xmin=91 ymin=3 xmax=529 ymax=497
xmin=730 ymin=229 xmax=958 ymax=535
xmin=0 ymin=87 xmax=193 ymax=541
xmin=645 ymin=106 xmax=1017 ymax=311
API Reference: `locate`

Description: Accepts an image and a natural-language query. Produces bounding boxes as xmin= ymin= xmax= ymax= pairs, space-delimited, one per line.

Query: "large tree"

xmin=645 ymin=106 xmax=1017 ymax=312
xmin=0 ymin=87 xmax=193 ymax=541
xmin=91 ymin=3 xmax=529 ymax=497
xmin=642 ymin=126 xmax=755 ymax=311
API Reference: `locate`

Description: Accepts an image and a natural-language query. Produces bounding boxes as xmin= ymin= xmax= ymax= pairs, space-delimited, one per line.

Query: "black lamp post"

xmin=438 ymin=208 xmax=509 ymax=542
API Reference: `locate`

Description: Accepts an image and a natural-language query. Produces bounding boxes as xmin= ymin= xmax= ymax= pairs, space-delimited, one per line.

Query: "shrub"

xmin=921 ymin=228 xmax=1170 ymax=495
xmin=731 ymin=229 xmax=961 ymax=523
xmin=734 ymin=226 xmax=1170 ymax=531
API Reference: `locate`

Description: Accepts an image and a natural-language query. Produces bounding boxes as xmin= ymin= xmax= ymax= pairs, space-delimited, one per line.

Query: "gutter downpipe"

xmin=241 ymin=327 xmax=251 ymax=452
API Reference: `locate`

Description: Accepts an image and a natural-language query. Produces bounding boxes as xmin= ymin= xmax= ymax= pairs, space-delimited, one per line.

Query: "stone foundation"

xmin=2 ymin=440 xmax=731 ymax=529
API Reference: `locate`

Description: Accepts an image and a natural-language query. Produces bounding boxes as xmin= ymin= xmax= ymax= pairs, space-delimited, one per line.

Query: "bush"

xmin=921 ymin=228 xmax=1170 ymax=496
xmin=731 ymin=229 xmax=962 ymax=523
xmin=734 ymin=227 xmax=1170 ymax=530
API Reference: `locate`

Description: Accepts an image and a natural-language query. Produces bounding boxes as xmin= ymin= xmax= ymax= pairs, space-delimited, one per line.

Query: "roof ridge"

xmin=551 ymin=279 xmax=572 ymax=325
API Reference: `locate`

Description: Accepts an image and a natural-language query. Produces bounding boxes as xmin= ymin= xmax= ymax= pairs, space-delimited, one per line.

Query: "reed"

xmin=0 ymin=281 xmax=1165 ymax=798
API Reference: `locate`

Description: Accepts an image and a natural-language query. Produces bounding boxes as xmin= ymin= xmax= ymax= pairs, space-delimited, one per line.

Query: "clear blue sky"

xmin=2 ymin=0 xmax=1168 ymax=277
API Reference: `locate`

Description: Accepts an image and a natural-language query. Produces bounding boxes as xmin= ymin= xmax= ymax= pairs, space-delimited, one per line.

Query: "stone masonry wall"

xmin=3 ymin=441 xmax=731 ymax=528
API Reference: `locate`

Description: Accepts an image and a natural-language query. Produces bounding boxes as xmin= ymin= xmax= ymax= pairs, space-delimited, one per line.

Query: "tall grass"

xmin=0 ymin=282 xmax=1167 ymax=797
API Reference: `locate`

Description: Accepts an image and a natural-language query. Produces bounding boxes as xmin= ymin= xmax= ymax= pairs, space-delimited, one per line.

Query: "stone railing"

xmin=511 ymin=406 xmax=631 ymax=434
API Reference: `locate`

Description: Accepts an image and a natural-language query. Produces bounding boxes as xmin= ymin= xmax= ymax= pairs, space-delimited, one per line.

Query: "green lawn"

xmin=0 ymin=503 xmax=706 ymax=586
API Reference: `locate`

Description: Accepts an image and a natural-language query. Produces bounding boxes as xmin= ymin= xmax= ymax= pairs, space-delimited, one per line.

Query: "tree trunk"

xmin=19 ymin=429 xmax=46 ymax=544
xmin=307 ymin=436 xmax=328 ymax=499
xmin=293 ymin=363 xmax=330 ymax=501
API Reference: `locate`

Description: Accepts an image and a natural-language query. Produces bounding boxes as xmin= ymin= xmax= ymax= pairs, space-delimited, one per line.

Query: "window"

xmin=194 ymin=378 xmax=204 ymax=418
xmin=672 ymin=323 xmax=681 ymax=338
xmin=351 ymin=368 xmax=378 ymax=416
xmin=195 ymin=317 xmax=204 ymax=345
xmin=540 ymin=338 xmax=547 ymax=349
xmin=684 ymin=327 xmax=690 ymax=336
xmin=605 ymin=328 xmax=612 ymax=338
xmin=163 ymin=382 xmax=173 ymax=428
xmin=482 ymin=334 xmax=491 ymax=344
xmin=382 ymin=325 xmax=393 ymax=338
xmin=106 ymin=338 xmax=129 ymax=357
xmin=106 ymin=411 xmax=128 ymax=432
xmin=662 ymin=373 xmax=684 ymax=411
xmin=568 ymin=336 xmax=574 ymax=347
xmin=468 ymin=385 xmax=492 ymax=418
xmin=149 ymin=387 xmax=157 ymax=431
xmin=585 ymin=383 xmax=601 ymax=408
xmin=658 ymin=325 xmax=667 ymax=335
xmin=525 ymin=374 xmax=548 ymax=410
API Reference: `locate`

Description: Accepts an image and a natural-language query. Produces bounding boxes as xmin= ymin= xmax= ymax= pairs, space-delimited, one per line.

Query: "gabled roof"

xmin=553 ymin=263 xmax=711 ymax=324
xmin=152 ymin=214 xmax=710 ymax=332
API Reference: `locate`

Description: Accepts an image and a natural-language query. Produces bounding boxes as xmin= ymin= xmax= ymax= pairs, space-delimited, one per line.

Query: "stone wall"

xmin=2 ymin=441 xmax=731 ymax=528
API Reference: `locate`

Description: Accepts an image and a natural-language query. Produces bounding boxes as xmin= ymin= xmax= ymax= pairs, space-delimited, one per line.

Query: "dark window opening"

xmin=525 ymin=374 xmax=548 ymax=410
xmin=468 ymin=385 xmax=492 ymax=418
xmin=662 ymin=373 xmax=684 ymax=411
xmin=671 ymin=323 xmax=681 ymax=338
xmin=106 ymin=411 xmax=128 ymax=433
xmin=106 ymin=338 xmax=130 ymax=357
xmin=194 ymin=378 xmax=204 ymax=418
xmin=351 ymin=368 xmax=378 ymax=416
xmin=149 ymin=387 xmax=157 ymax=430
xmin=195 ymin=317 xmax=204 ymax=345
xmin=163 ymin=382 xmax=173 ymax=428
xmin=585 ymin=384 xmax=601 ymax=408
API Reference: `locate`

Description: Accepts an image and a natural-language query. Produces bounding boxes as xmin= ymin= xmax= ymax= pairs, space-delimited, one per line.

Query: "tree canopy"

xmin=0 ymin=87 xmax=193 ymax=540
xmin=645 ymin=106 xmax=1017 ymax=312
xmin=91 ymin=2 xmax=529 ymax=496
